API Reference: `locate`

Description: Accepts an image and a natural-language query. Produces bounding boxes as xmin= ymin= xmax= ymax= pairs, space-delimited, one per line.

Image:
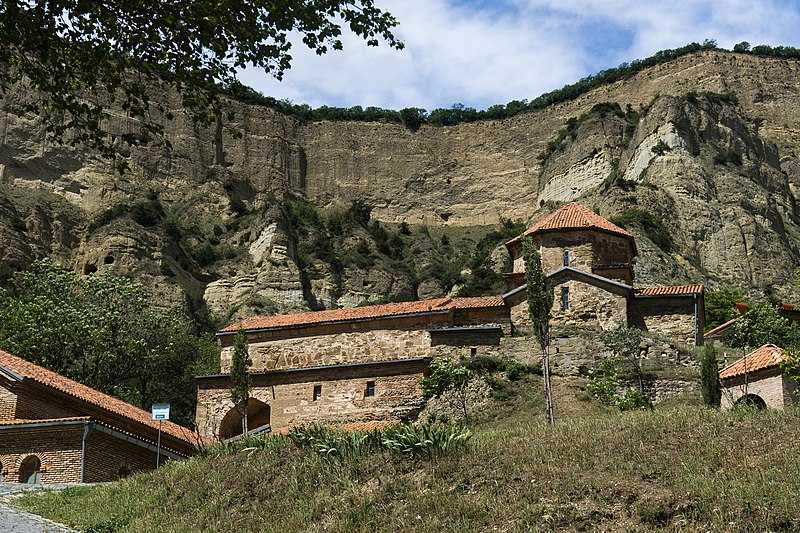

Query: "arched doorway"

xmin=18 ymin=456 xmax=41 ymax=484
xmin=219 ymin=398 xmax=271 ymax=440
xmin=735 ymin=394 xmax=767 ymax=410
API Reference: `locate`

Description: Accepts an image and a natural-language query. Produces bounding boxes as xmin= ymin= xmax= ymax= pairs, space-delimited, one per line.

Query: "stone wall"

xmin=196 ymin=366 xmax=425 ymax=439
xmin=510 ymin=281 xmax=628 ymax=334
xmin=222 ymin=328 xmax=433 ymax=373
xmin=721 ymin=368 xmax=790 ymax=409
xmin=0 ymin=425 xmax=84 ymax=483
xmin=641 ymin=379 xmax=699 ymax=403
xmin=631 ymin=297 xmax=700 ymax=346
xmin=511 ymin=231 xmax=634 ymax=284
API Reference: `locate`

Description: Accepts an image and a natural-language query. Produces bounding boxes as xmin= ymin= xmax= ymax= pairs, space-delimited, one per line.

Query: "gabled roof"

xmin=506 ymin=203 xmax=635 ymax=247
xmin=0 ymin=349 xmax=195 ymax=445
xmin=219 ymin=296 xmax=506 ymax=334
xmin=635 ymin=284 xmax=704 ymax=297
xmin=719 ymin=344 xmax=785 ymax=380
xmin=704 ymin=317 xmax=739 ymax=339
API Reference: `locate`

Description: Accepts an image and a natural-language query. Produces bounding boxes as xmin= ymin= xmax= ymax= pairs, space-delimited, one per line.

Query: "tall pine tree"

xmin=700 ymin=344 xmax=721 ymax=407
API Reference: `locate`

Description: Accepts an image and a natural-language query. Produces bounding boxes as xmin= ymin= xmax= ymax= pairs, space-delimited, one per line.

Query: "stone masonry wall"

xmin=510 ymin=281 xmax=627 ymax=334
xmin=721 ymin=369 xmax=787 ymax=409
xmin=632 ymin=298 xmax=698 ymax=346
xmin=222 ymin=329 xmax=432 ymax=373
xmin=196 ymin=372 xmax=424 ymax=439
xmin=0 ymin=425 xmax=84 ymax=483
xmin=511 ymin=231 xmax=634 ymax=283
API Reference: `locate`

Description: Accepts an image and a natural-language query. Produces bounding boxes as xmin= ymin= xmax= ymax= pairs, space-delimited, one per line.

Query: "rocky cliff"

xmin=1 ymin=50 xmax=799 ymax=324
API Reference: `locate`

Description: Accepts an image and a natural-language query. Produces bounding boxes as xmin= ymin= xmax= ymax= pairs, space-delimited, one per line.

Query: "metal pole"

xmin=156 ymin=420 xmax=162 ymax=468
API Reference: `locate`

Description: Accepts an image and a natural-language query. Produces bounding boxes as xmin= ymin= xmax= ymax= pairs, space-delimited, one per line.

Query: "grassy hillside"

xmin=15 ymin=383 xmax=800 ymax=532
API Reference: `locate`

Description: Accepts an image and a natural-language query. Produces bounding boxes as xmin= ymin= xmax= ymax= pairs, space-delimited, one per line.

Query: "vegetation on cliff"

xmin=228 ymin=40 xmax=800 ymax=129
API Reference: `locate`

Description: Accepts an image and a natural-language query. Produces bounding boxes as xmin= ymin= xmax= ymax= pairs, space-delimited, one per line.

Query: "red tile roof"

xmin=719 ymin=344 xmax=785 ymax=380
xmin=635 ymin=284 xmax=705 ymax=297
xmin=0 ymin=349 xmax=196 ymax=445
xmin=507 ymin=203 xmax=634 ymax=246
xmin=220 ymin=296 xmax=506 ymax=333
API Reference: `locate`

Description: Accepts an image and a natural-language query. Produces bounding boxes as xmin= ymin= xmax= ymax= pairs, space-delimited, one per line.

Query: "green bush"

xmin=381 ymin=424 xmax=472 ymax=458
xmin=286 ymin=423 xmax=471 ymax=461
xmin=610 ymin=208 xmax=673 ymax=252
xmin=705 ymin=286 xmax=745 ymax=330
xmin=713 ymin=149 xmax=742 ymax=166
xmin=615 ymin=388 xmax=651 ymax=411
xmin=586 ymin=359 xmax=620 ymax=406
xmin=651 ymin=139 xmax=671 ymax=156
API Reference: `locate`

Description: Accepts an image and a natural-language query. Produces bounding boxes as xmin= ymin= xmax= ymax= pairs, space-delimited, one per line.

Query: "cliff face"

xmin=1 ymin=50 xmax=799 ymax=322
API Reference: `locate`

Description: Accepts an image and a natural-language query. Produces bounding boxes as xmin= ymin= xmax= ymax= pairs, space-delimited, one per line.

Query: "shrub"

xmin=615 ymin=388 xmax=651 ymax=411
xmin=381 ymin=424 xmax=472 ymax=458
xmin=705 ymin=286 xmax=745 ymax=330
xmin=713 ymin=149 xmax=742 ymax=166
xmin=651 ymin=139 xmax=671 ymax=156
xmin=610 ymin=208 xmax=673 ymax=252
xmin=586 ymin=359 xmax=620 ymax=407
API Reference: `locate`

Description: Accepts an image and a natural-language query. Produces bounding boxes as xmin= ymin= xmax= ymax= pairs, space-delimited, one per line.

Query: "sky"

xmin=238 ymin=0 xmax=800 ymax=111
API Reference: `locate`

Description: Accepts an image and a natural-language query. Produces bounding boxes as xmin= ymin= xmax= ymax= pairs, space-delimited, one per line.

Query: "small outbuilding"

xmin=719 ymin=344 xmax=798 ymax=409
xmin=0 ymin=349 xmax=198 ymax=484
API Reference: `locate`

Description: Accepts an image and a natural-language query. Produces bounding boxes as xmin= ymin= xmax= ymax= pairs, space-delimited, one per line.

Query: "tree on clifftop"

xmin=0 ymin=1 xmax=402 ymax=167
xmin=523 ymin=237 xmax=555 ymax=425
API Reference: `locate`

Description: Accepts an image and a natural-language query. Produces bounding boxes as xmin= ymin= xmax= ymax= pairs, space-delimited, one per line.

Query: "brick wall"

xmin=84 ymin=430 xmax=158 ymax=482
xmin=721 ymin=368 xmax=787 ymax=409
xmin=0 ymin=425 xmax=84 ymax=483
xmin=196 ymin=363 xmax=426 ymax=439
xmin=0 ymin=381 xmax=17 ymax=420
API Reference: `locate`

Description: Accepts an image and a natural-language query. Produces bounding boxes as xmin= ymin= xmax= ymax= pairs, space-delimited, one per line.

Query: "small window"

xmin=563 ymin=249 xmax=570 ymax=267
xmin=313 ymin=384 xmax=322 ymax=401
xmin=470 ymin=347 xmax=477 ymax=357
xmin=365 ymin=381 xmax=376 ymax=397
xmin=560 ymin=286 xmax=570 ymax=311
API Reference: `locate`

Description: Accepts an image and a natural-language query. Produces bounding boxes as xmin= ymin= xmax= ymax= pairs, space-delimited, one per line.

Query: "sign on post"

xmin=151 ymin=403 xmax=170 ymax=421
xmin=151 ymin=403 xmax=170 ymax=468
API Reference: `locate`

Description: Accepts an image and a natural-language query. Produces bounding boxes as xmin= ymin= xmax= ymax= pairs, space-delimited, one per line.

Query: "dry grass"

xmin=15 ymin=383 xmax=800 ymax=532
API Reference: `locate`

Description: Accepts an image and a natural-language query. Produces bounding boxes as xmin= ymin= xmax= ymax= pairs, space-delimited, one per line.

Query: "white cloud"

xmin=239 ymin=0 xmax=800 ymax=110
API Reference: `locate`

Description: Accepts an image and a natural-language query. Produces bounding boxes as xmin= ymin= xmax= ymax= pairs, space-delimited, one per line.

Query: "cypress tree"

xmin=230 ymin=330 xmax=252 ymax=436
xmin=700 ymin=344 xmax=721 ymax=407
xmin=523 ymin=237 xmax=556 ymax=424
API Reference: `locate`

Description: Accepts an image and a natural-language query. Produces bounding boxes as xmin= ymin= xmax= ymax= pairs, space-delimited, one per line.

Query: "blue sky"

xmin=238 ymin=0 xmax=800 ymax=111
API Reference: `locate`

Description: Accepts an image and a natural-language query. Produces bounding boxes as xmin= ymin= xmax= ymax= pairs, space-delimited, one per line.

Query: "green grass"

xmin=15 ymin=397 xmax=800 ymax=532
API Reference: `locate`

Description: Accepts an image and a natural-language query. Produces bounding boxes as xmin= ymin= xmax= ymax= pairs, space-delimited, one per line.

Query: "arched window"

xmin=563 ymin=249 xmax=570 ymax=267
xmin=735 ymin=394 xmax=767 ymax=410
xmin=18 ymin=455 xmax=41 ymax=484
xmin=560 ymin=286 xmax=570 ymax=311
xmin=219 ymin=398 xmax=271 ymax=440
xmin=0 ymin=460 xmax=4 ymax=482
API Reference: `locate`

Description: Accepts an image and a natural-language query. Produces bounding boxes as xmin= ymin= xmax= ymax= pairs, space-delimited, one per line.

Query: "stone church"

xmin=196 ymin=203 xmax=705 ymax=440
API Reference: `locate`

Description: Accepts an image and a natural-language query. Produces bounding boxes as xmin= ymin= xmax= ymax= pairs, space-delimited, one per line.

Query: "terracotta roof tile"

xmin=635 ymin=284 xmax=705 ymax=297
xmin=507 ymin=203 xmax=634 ymax=246
xmin=220 ymin=296 xmax=506 ymax=333
xmin=719 ymin=344 xmax=785 ymax=380
xmin=0 ymin=349 xmax=196 ymax=445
